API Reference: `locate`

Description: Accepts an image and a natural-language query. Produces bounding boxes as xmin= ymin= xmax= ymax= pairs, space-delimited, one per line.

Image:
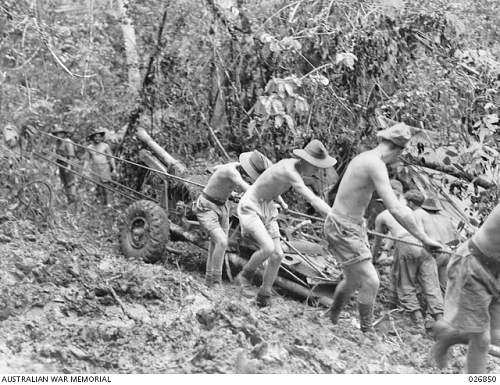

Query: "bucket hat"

xmin=421 ymin=197 xmax=442 ymax=211
xmin=292 ymin=139 xmax=337 ymax=168
xmin=87 ymin=127 xmax=106 ymax=139
xmin=51 ymin=124 xmax=70 ymax=135
xmin=391 ymin=179 xmax=403 ymax=194
xmin=404 ymin=189 xmax=425 ymax=207
xmin=376 ymin=122 xmax=412 ymax=148
xmin=239 ymin=150 xmax=273 ymax=181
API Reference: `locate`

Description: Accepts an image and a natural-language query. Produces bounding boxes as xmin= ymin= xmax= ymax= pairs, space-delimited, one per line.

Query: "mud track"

xmin=0 ymin=203 xmax=498 ymax=374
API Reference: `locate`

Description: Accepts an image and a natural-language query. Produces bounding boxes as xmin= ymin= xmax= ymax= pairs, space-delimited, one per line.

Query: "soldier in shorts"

xmin=325 ymin=123 xmax=442 ymax=333
xmin=83 ymin=128 xmax=116 ymax=207
xmin=433 ymin=203 xmax=500 ymax=373
xmin=195 ymin=150 xmax=270 ymax=287
xmin=235 ymin=140 xmax=336 ymax=307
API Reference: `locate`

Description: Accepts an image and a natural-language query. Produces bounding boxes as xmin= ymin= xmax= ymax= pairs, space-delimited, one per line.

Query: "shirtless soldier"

xmin=373 ymin=189 xmax=443 ymax=328
xmin=325 ymin=123 xmax=442 ymax=333
xmin=433 ymin=203 xmax=500 ymax=373
xmin=235 ymin=140 xmax=337 ymax=307
xmin=195 ymin=150 xmax=269 ymax=287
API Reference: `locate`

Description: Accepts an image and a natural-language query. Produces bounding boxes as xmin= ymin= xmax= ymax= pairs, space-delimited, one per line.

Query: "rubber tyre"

xmin=120 ymin=200 xmax=170 ymax=263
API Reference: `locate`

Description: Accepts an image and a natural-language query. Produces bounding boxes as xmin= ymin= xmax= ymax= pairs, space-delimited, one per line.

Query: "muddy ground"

xmin=0 ymin=196 xmax=499 ymax=374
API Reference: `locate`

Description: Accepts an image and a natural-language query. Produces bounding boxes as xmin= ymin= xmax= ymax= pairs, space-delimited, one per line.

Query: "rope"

xmin=281 ymin=237 xmax=330 ymax=280
xmin=34 ymin=128 xmax=206 ymax=188
xmin=19 ymin=131 xmax=455 ymax=254
xmin=31 ymin=151 xmax=144 ymax=203
xmin=50 ymin=152 xmax=154 ymax=202
xmin=286 ymin=209 xmax=454 ymax=254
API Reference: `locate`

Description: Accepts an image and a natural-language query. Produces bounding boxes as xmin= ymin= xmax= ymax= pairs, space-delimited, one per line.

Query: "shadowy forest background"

xmin=1 ymin=0 xmax=499 ymax=221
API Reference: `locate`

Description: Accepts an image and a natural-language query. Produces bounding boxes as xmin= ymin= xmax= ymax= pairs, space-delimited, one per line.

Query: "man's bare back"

xmin=203 ymin=162 xmax=248 ymax=202
xmin=377 ymin=210 xmax=413 ymax=239
xmin=245 ymin=159 xmax=303 ymax=202
xmin=414 ymin=209 xmax=457 ymax=244
xmin=333 ymin=150 xmax=387 ymax=218
xmin=473 ymin=204 xmax=500 ymax=259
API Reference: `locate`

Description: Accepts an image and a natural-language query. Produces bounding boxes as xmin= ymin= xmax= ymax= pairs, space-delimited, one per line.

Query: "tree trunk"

xmin=115 ymin=0 xmax=141 ymax=94
xmin=404 ymin=154 xmax=496 ymax=189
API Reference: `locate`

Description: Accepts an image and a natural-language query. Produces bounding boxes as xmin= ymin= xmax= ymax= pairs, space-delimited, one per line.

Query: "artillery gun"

xmin=119 ymin=128 xmax=340 ymax=306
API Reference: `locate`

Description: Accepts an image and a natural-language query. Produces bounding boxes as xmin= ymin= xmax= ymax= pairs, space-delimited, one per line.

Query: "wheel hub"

xmin=130 ymin=216 xmax=149 ymax=249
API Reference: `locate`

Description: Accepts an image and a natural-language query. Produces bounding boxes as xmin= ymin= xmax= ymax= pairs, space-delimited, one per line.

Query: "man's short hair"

xmin=404 ymin=189 xmax=424 ymax=206
xmin=390 ymin=179 xmax=403 ymax=195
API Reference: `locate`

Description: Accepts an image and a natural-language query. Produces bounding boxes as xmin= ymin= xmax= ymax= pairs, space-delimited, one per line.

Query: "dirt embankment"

xmin=0 ymin=203 xmax=498 ymax=374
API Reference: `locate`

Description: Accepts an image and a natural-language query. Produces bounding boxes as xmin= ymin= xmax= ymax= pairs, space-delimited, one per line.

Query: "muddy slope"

xmin=0 ymin=206 xmax=498 ymax=374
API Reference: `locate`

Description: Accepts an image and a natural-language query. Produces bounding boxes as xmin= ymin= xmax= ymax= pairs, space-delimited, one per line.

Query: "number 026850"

xmin=468 ymin=376 xmax=497 ymax=382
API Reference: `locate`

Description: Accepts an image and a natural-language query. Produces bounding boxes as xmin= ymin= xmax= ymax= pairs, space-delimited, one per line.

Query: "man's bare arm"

xmin=228 ymin=166 xmax=251 ymax=192
xmin=372 ymin=212 xmax=387 ymax=261
xmin=292 ymin=178 xmax=330 ymax=217
xmin=275 ymin=195 xmax=288 ymax=211
xmin=370 ymin=162 xmax=439 ymax=248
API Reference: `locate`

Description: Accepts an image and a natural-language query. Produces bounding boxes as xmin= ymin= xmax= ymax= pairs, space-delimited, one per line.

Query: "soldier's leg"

xmin=257 ymin=237 xmax=283 ymax=307
xmin=490 ymin=299 xmax=500 ymax=346
xmin=328 ymin=271 xmax=358 ymax=324
xmin=239 ymin=226 xmax=274 ymax=279
xmin=355 ymin=259 xmax=380 ymax=332
xmin=396 ymin=255 xmax=422 ymax=317
xmin=432 ymin=320 xmax=469 ymax=369
xmin=103 ymin=183 xmax=112 ymax=206
xmin=419 ymin=255 xmax=444 ymax=319
xmin=205 ymin=240 xmax=215 ymax=286
xmin=467 ymin=331 xmax=490 ymax=373
xmin=209 ymin=227 xmax=228 ymax=285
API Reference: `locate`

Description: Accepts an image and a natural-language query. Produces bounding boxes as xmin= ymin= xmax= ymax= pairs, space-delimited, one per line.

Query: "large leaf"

xmin=294 ymin=97 xmax=309 ymax=114
xmin=259 ymin=33 xmax=275 ymax=44
xmin=255 ymin=96 xmax=272 ymax=115
xmin=274 ymin=115 xmax=284 ymax=128
xmin=335 ymin=53 xmax=357 ymax=70
xmin=271 ymin=98 xmax=285 ymax=115
xmin=247 ymin=119 xmax=256 ymax=136
xmin=283 ymin=114 xmax=295 ymax=131
xmin=281 ymin=36 xmax=302 ymax=51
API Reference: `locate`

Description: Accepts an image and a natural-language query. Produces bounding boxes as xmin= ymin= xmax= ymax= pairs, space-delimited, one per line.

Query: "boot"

xmin=327 ymin=290 xmax=350 ymax=324
xmin=358 ymin=302 xmax=374 ymax=333
xmin=410 ymin=310 xmax=425 ymax=328
xmin=425 ymin=313 xmax=443 ymax=331
xmin=204 ymin=272 xmax=213 ymax=287
xmin=256 ymin=291 xmax=271 ymax=308
xmin=211 ymin=272 xmax=223 ymax=291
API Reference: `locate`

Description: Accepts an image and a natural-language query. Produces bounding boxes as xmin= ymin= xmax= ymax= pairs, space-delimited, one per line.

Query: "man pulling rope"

xmin=323 ymin=123 xmax=443 ymax=335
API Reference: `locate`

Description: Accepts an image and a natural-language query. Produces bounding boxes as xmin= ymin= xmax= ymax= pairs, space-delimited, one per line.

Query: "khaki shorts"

xmin=324 ymin=209 xmax=371 ymax=267
xmin=92 ymin=162 xmax=112 ymax=182
xmin=195 ymin=195 xmax=230 ymax=235
xmin=237 ymin=195 xmax=280 ymax=241
xmin=444 ymin=241 xmax=500 ymax=333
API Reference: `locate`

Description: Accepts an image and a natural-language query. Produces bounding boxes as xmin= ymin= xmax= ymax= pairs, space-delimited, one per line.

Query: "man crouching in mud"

xmin=325 ymin=123 xmax=443 ymax=334
xmin=235 ymin=139 xmax=336 ymax=307
xmin=433 ymin=203 xmax=500 ymax=373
